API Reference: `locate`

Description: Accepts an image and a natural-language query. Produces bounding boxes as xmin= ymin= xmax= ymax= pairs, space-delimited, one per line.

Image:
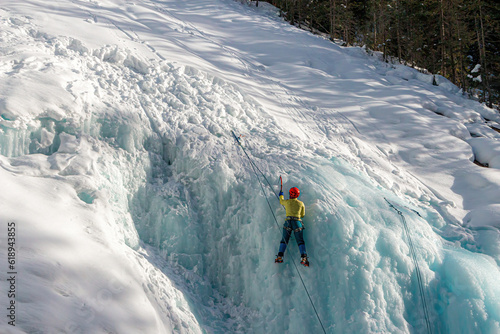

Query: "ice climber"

xmin=275 ymin=187 xmax=309 ymax=267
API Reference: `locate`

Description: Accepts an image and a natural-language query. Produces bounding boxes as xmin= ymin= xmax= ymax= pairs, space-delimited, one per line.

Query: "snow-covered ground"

xmin=1 ymin=0 xmax=500 ymax=333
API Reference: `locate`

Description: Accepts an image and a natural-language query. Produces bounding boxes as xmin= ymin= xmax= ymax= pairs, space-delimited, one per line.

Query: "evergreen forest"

xmin=258 ymin=0 xmax=499 ymax=108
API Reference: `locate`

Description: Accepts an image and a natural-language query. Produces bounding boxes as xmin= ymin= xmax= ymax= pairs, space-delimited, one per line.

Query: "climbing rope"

xmin=231 ymin=133 xmax=280 ymax=200
xmin=385 ymin=198 xmax=433 ymax=334
xmin=231 ymin=131 xmax=328 ymax=334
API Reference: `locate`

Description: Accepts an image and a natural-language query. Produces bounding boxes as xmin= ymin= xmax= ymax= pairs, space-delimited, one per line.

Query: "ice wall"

xmin=1 ymin=8 xmax=500 ymax=334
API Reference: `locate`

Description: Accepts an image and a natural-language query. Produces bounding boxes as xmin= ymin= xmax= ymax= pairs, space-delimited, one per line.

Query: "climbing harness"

xmin=285 ymin=217 xmax=304 ymax=232
xmin=385 ymin=198 xmax=433 ymax=334
xmin=231 ymin=131 xmax=327 ymax=334
xmin=283 ymin=226 xmax=304 ymax=233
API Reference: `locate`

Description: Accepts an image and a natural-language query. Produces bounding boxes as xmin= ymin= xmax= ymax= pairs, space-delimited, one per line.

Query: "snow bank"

xmin=468 ymin=137 xmax=500 ymax=168
xmin=0 ymin=158 xmax=201 ymax=333
xmin=463 ymin=204 xmax=500 ymax=264
xmin=0 ymin=0 xmax=500 ymax=333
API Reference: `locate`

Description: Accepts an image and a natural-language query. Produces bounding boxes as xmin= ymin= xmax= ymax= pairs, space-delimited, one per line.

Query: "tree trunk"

xmin=310 ymin=3 xmax=314 ymax=32
xmin=298 ymin=0 xmax=302 ymax=28
xmin=479 ymin=0 xmax=492 ymax=107
xmin=330 ymin=0 xmax=336 ymax=40
xmin=440 ymin=0 xmax=446 ymax=75
xmin=476 ymin=16 xmax=486 ymax=103
xmin=396 ymin=0 xmax=402 ymax=61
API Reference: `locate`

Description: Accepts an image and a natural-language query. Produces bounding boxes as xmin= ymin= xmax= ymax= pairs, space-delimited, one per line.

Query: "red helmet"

xmin=289 ymin=187 xmax=300 ymax=199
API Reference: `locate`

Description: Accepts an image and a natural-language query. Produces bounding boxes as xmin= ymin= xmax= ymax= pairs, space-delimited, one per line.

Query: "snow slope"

xmin=0 ymin=0 xmax=500 ymax=333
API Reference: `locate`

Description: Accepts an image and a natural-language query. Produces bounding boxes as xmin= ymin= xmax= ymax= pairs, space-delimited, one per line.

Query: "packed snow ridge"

xmin=0 ymin=0 xmax=499 ymax=333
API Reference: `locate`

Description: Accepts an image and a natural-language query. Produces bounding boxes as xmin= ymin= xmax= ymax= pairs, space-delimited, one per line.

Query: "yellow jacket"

xmin=279 ymin=195 xmax=305 ymax=219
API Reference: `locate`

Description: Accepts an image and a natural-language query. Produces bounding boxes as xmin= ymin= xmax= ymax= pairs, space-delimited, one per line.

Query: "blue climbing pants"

xmin=278 ymin=218 xmax=306 ymax=256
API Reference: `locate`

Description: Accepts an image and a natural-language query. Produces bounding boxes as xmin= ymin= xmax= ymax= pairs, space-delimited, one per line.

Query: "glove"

xmin=279 ymin=191 xmax=283 ymax=196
